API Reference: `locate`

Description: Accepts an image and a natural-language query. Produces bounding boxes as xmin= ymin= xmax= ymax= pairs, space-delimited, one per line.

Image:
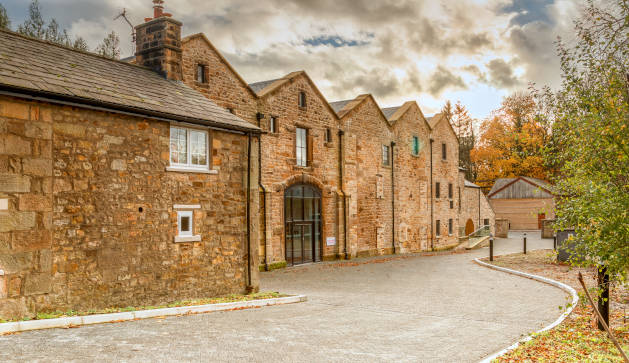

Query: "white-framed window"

xmin=296 ymin=127 xmax=308 ymax=167
xmin=169 ymin=126 xmax=209 ymax=171
xmin=178 ymin=211 xmax=193 ymax=237
xmin=270 ymin=116 xmax=277 ymax=133
xmin=382 ymin=145 xmax=390 ymax=166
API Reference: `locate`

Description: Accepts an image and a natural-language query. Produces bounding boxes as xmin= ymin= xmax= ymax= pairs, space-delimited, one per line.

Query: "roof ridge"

xmin=0 ymin=28 xmax=151 ymax=72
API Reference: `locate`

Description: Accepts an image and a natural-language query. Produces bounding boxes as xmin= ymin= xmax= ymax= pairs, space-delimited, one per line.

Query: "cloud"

xmin=486 ymin=58 xmax=521 ymax=88
xmin=428 ymin=66 xmax=467 ymax=96
xmin=0 ymin=0 xmax=581 ymax=119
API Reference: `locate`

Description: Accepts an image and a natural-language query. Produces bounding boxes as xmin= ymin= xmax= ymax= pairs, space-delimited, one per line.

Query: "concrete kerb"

xmin=474 ymin=257 xmax=579 ymax=363
xmin=0 ymin=295 xmax=307 ymax=334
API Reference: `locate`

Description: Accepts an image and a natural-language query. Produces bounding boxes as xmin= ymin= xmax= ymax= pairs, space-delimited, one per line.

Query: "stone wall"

xmin=429 ymin=118 xmax=460 ymax=249
xmin=458 ymin=171 xmax=496 ymax=237
xmin=0 ymin=95 xmax=258 ymax=319
xmin=391 ymin=103 xmax=431 ymax=253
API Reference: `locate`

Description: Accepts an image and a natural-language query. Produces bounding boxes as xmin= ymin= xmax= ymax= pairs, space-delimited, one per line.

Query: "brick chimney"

xmin=135 ymin=0 xmax=183 ymax=81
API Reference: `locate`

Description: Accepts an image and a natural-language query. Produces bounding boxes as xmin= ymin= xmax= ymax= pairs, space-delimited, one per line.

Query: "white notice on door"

xmin=326 ymin=237 xmax=336 ymax=246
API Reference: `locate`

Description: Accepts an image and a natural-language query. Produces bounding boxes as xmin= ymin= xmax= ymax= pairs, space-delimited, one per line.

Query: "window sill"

xmin=166 ymin=166 xmax=218 ymax=174
xmin=174 ymin=235 xmax=202 ymax=243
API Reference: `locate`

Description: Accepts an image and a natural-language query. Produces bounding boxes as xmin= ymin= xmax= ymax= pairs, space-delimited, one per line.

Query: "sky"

xmin=0 ymin=0 xmax=582 ymax=119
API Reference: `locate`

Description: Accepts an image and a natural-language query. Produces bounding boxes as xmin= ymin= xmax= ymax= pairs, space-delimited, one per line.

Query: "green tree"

xmin=537 ymin=0 xmax=629 ymax=281
xmin=95 ymin=31 xmax=121 ymax=59
xmin=17 ymin=0 xmax=45 ymax=39
xmin=0 ymin=4 xmax=10 ymax=30
xmin=442 ymin=100 xmax=477 ymax=181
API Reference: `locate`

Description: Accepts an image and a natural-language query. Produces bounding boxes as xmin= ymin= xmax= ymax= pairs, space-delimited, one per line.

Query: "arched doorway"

xmin=284 ymin=184 xmax=322 ymax=265
xmin=465 ymin=219 xmax=475 ymax=236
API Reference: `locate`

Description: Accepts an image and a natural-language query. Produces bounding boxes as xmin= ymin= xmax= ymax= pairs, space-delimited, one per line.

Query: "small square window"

xmin=270 ymin=117 xmax=278 ymax=133
xmin=436 ymin=220 xmax=441 ymax=237
xmin=435 ymin=182 xmax=441 ymax=198
xmin=178 ymin=211 xmax=193 ymax=237
xmin=197 ymin=64 xmax=207 ymax=83
xmin=382 ymin=145 xmax=390 ymax=166
xmin=298 ymin=92 xmax=307 ymax=108
xmin=484 ymin=219 xmax=490 ymax=226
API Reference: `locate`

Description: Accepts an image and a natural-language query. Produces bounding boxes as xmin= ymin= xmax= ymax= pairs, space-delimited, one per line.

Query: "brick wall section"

xmin=256 ymin=74 xmax=342 ymax=264
xmin=391 ymin=103 xmax=431 ymax=253
xmin=0 ymin=95 xmax=258 ymax=319
xmin=429 ymin=118 xmax=460 ymax=249
xmin=342 ymin=97 xmax=394 ymax=257
xmin=181 ymin=35 xmax=258 ymax=126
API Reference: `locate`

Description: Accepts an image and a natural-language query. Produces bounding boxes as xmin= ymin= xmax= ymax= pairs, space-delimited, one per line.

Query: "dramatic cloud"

xmin=0 ymin=0 xmax=582 ymax=118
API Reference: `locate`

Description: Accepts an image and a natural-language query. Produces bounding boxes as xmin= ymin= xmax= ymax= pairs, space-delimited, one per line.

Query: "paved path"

xmin=0 ymin=231 xmax=567 ymax=362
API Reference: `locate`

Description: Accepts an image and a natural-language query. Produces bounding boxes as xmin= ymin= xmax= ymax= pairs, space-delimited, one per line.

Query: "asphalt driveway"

xmin=0 ymin=232 xmax=567 ymax=362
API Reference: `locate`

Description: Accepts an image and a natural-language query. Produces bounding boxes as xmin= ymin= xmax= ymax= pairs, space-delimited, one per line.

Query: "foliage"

xmin=0 ymin=4 xmax=10 ymax=30
xmin=471 ymin=92 xmax=550 ymax=190
xmin=535 ymin=0 xmax=629 ymax=282
xmin=96 ymin=31 xmax=121 ymax=59
xmin=442 ymin=100 xmax=477 ymax=181
xmin=14 ymin=0 xmax=92 ymax=52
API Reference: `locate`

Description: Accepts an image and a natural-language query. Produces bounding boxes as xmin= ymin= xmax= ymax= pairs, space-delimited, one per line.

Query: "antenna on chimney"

xmin=114 ymin=8 xmax=135 ymax=53
xmin=114 ymin=8 xmax=136 ymax=44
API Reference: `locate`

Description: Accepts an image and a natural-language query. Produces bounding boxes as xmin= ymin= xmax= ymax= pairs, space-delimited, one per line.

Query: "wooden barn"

xmin=487 ymin=177 xmax=555 ymax=230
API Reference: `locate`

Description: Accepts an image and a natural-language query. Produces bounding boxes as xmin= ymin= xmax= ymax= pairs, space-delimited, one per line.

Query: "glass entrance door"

xmin=285 ymin=184 xmax=322 ymax=266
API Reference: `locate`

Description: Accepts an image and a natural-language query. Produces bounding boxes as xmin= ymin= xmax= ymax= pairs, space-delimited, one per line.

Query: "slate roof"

xmin=381 ymin=106 xmax=400 ymax=120
xmin=487 ymin=178 xmax=516 ymax=196
xmin=464 ymin=179 xmax=480 ymax=188
xmin=427 ymin=113 xmax=443 ymax=129
xmin=329 ymin=99 xmax=353 ymax=114
xmin=0 ymin=30 xmax=258 ymax=132
xmin=248 ymin=78 xmax=282 ymax=95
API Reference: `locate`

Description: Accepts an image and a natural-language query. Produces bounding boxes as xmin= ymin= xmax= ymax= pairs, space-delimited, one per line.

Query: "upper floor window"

xmin=298 ymin=92 xmax=307 ymax=108
xmin=448 ymin=219 xmax=453 ymax=235
xmin=197 ymin=64 xmax=207 ymax=83
xmin=448 ymin=183 xmax=453 ymax=199
xmin=324 ymin=128 xmax=332 ymax=143
xmin=436 ymin=220 xmax=441 ymax=237
xmin=435 ymin=182 xmax=441 ymax=198
xmin=296 ymin=127 xmax=308 ymax=167
xmin=412 ymin=136 xmax=420 ymax=156
xmin=270 ymin=116 xmax=278 ymax=133
xmin=170 ymin=126 xmax=209 ymax=170
xmin=484 ymin=219 xmax=490 ymax=226
xmin=382 ymin=145 xmax=390 ymax=166
xmin=441 ymin=143 xmax=447 ymax=160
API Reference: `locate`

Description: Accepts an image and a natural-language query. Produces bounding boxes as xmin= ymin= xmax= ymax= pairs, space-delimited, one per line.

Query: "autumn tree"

xmin=96 ymin=31 xmax=121 ymax=60
xmin=0 ymin=4 xmax=10 ymax=30
xmin=442 ymin=100 xmax=476 ymax=181
xmin=536 ymin=0 xmax=628 ymax=281
xmin=471 ymin=92 xmax=549 ymax=190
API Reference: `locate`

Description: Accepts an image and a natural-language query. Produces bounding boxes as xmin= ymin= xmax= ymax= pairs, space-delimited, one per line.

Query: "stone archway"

xmin=465 ymin=219 xmax=475 ymax=236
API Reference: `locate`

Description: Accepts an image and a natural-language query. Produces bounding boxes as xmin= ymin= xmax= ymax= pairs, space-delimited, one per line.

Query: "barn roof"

xmin=488 ymin=176 xmax=553 ymax=199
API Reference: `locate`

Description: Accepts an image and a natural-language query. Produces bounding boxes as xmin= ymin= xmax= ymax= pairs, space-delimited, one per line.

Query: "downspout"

xmin=429 ymin=138 xmax=434 ymax=250
xmin=478 ymin=188 xmax=481 ymax=228
xmin=257 ymin=115 xmax=269 ymax=271
xmin=246 ymin=133 xmax=252 ymax=290
xmin=338 ymin=130 xmax=348 ymax=260
xmin=390 ymin=141 xmax=396 ymax=254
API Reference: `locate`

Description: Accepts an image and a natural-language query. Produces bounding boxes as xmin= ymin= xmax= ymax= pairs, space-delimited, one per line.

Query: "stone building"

xmin=0 ymin=2 xmax=496 ymax=318
xmin=458 ymin=171 xmax=495 ymax=236
xmin=0 ymin=7 xmax=261 ymax=319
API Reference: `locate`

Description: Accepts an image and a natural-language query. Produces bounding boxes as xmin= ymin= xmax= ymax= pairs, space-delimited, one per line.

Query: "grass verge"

xmin=482 ymin=250 xmax=628 ymax=362
xmin=0 ymin=291 xmax=288 ymax=323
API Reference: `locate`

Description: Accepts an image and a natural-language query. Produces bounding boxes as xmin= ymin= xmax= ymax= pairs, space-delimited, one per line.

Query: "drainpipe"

xmin=246 ymin=133 xmax=253 ymax=291
xmin=390 ymin=141 xmax=396 ymax=254
xmin=478 ymin=188 xmax=481 ymax=229
xmin=338 ymin=130 xmax=348 ymax=259
xmin=429 ymin=138 xmax=434 ymax=250
xmin=256 ymin=115 xmax=269 ymax=271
